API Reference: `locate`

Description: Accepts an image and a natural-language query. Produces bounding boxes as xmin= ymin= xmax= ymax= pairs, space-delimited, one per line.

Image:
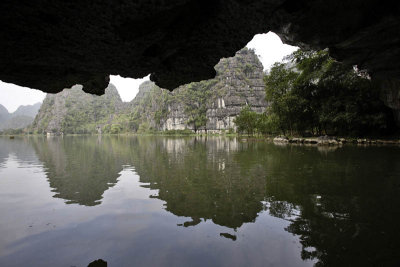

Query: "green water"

xmin=0 ymin=136 xmax=399 ymax=266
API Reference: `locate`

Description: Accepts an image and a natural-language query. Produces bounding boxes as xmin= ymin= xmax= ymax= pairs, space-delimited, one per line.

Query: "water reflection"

xmin=30 ymin=136 xmax=125 ymax=206
xmin=1 ymin=136 xmax=400 ymax=266
xmin=131 ymin=137 xmax=267 ymax=229
xmin=0 ymin=137 xmax=40 ymax=166
xmin=128 ymin=137 xmax=400 ymax=265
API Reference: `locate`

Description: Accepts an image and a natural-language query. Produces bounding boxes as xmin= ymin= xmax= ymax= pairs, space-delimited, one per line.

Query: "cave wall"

xmin=378 ymin=78 xmax=400 ymax=126
xmin=0 ymin=1 xmax=399 ymax=121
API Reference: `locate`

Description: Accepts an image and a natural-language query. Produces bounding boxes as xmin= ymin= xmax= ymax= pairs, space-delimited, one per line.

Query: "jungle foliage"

xmin=235 ymin=49 xmax=396 ymax=137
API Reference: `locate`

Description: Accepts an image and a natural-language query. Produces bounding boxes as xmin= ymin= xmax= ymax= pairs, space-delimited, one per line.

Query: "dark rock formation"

xmin=88 ymin=259 xmax=107 ymax=267
xmin=220 ymin=233 xmax=237 ymax=241
xmin=0 ymin=1 xmax=399 ymax=96
xmin=379 ymin=78 xmax=400 ymax=126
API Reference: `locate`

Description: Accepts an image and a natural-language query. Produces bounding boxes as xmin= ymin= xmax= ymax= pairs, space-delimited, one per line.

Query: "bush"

xmin=163 ymin=129 xmax=194 ymax=135
xmin=234 ymin=106 xmax=258 ymax=135
xmin=110 ymin=124 xmax=122 ymax=134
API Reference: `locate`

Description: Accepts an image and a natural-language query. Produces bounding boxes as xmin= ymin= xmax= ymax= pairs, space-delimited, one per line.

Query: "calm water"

xmin=0 ymin=136 xmax=399 ymax=267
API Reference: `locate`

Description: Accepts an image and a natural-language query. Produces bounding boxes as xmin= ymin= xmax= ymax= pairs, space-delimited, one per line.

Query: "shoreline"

xmin=270 ymin=135 xmax=400 ymax=146
xmin=2 ymin=133 xmax=400 ymax=146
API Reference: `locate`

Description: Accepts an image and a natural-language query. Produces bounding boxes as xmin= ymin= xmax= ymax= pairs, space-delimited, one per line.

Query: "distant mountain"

xmin=0 ymin=102 xmax=42 ymax=131
xmin=2 ymin=115 xmax=35 ymax=130
xmin=0 ymin=104 xmax=8 ymax=115
xmin=12 ymin=102 xmax=41 ymax=118
xmin=0 ymin=104 xmax=9 ymax=125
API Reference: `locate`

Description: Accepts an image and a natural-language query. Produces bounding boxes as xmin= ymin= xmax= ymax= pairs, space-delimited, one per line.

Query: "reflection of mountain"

xmin=5 ymin=136 xmax=400 ymax=265
xmin=0 ymin=137 xmax=41 ymax=166
xmin=128 ymin=138 xmax=400 ymax=266
xmin=129 ymin=137 xmax=267 ymax=229
xmin=31 ymin=137 xmax=124 ymax=206
xmin=0 ymin=103 xmax=41 ymax=130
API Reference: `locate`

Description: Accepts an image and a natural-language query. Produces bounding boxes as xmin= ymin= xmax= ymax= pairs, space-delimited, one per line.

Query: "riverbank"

xmin=271 ymin=135 xmax=400 ymax=146
xmin=2 ymin=132 xmax=399 ymax=146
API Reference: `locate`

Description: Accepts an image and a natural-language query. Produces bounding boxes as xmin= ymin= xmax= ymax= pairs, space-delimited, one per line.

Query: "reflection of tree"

xmin=129 ymin=138 xmax=400 ymax=265
xmin=286 ymin=190 xmax=400 ymax=267
xmin=31 ymin=136 xmax=125 ymax=206
xmin=262 ymin=145 xmax=400 ymax=266
xmin=130 ymin=137 xmax=267 ymax=229
xmin=16 ymin=136 xmax=400 ymax=265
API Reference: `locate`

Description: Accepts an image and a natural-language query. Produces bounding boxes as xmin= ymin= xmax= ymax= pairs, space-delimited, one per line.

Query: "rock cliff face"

xmin=205 ymin=48 xmax=267 ymax=132
xmin=31 ymin=49 xmax=267 ymax=134
xmin=32 ymin=84 xmax=123 ymax=134
xmin=133 ymin=48 xmax=268 ymax=132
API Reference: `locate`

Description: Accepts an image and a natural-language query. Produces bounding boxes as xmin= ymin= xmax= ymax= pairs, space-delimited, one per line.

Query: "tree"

xmin=234 ymin=106 xmax=259 ymax=135
xmin=264 ymin=49 xmax=395 ymax=137
xmin=256 ymin=112 xmax=279 ymax=136
xmin=110 ymin=124 xmax=122 ymax=134
xmin=264 ymin=63 xmax=302 ymax=135
xmin=179 ymin=80 xmax=215 ymax=132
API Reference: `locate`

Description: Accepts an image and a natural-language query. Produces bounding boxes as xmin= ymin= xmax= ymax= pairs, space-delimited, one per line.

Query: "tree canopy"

xmin=263 ymin=49 xmax=395 ymax=137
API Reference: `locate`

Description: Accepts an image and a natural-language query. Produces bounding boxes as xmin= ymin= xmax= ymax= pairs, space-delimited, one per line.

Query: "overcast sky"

xmin=0 ymin=32 xmax=297 ymax=113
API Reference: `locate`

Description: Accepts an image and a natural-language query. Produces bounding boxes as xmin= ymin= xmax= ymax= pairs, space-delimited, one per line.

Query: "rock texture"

xmin=205 ymin=48 xmax=267 ymax=132
xmin=134 ymin=48 xmax=268 ymax=132
xmin=32 ymin=48 xmax=268 ymax=133
xmin=0 ymin=1 xmax=399 ymax=96
xmin=31 ymin=84 xmax=123 ymax=133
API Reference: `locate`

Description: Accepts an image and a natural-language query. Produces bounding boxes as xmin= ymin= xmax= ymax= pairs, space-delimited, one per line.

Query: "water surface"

xmin=0 ymin=136 xmax=399 ymax=266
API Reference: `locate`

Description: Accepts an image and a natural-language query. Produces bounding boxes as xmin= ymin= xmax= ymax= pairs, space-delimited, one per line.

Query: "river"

xmin=0 ymin=136 xmax=399 ymax=266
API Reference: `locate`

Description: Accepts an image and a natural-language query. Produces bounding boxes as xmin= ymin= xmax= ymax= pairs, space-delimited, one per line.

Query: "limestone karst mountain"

xmin=31 ymin=48 xmax=268 ymax=134
xmin=12 ymin=103 xmax=42 ymax=118
xmin=0 ymin=105 xmax=9 ymax=126
xmin=31 ymin=84 xmax=124 ymax=134
xmin=0 ymin=102 xmax=41 ymax=130
xmin=127 ymin=48 xmax=269 ymax=133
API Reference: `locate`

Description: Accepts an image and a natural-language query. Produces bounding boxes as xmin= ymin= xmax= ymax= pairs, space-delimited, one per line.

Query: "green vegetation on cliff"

xmin=31 ymin=84 xmax=124 ymax=134
xmin=127 ymin=47 xmax=266 ymax=133
xmin=31 ymin=48 xmax=267 ymax=135
xmin=125 ymin=78 xmax=218 ymax=133
xmin=30 ymin=48 xmax=397 ymax=137
xmin=234 ymin=49 xmax=396 ymax=137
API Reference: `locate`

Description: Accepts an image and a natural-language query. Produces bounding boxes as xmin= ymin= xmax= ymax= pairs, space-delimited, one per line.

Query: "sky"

xmin=0 ymin=32 xmax=297 ymax=113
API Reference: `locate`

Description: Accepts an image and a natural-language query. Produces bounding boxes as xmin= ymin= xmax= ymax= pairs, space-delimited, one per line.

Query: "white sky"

xmin=0 ymin=83 xmax=46 ymax=113
xmin=247 ymin=32 xmax=298 ymax=71
xmin=0 ymin=32 xmax=297 ymax=112
xmin=109 ymin=74 xmax=150 ymax=102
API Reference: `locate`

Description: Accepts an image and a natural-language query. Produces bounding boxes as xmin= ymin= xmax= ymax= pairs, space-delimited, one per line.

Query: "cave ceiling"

xmin=0 ymin=0 xmax=399 ymax=94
